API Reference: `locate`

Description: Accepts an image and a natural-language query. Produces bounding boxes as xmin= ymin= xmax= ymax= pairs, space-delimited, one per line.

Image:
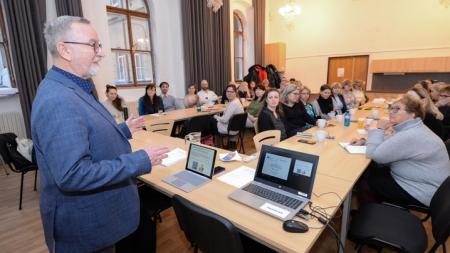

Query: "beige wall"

xmin=266 ymin=0 xmax=450 ymax=92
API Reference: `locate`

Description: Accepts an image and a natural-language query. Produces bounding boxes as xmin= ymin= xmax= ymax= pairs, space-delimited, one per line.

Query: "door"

xmin=327 ymin=55 xmax=369 ymax=90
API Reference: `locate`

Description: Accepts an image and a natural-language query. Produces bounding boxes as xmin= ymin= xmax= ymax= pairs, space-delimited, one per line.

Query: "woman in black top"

xmin=311 ymin=84 xmax=335 ymax=119
xmin=257 ymin=89 xmax=287 ymax=140
xmin=281 ymin=84 xmax=316 ymax=137
xmin=138 ymin=84 xmax=164 ymax=115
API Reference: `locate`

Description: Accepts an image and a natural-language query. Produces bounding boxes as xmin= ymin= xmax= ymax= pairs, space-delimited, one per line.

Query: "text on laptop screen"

xmin=257 ymin=149 xmax=317 ymax=198
xmin=186 ymin=144 xmax=215 ymax=177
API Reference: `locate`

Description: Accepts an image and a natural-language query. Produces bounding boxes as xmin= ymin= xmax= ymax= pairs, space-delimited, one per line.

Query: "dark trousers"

xmin=357 ymin=162 xmax=425 ymax=207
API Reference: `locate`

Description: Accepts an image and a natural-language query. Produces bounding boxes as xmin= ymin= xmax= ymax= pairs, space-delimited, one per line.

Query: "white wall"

xmin=266 ymin=0 xmax=450 ymax=92
xmin=230 ymin=0 xmax=255 ymax=81
xmin=81 ymin=0 xmax=185 ymax=102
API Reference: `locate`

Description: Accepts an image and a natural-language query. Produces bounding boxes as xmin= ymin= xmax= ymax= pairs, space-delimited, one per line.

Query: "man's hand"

xmin=126 ymin=116 xmax=145 ymax=133
xmin=350 ymin=138 xmax=366 ymax=146
xmin=143 ymin=146 xmax=170 ymax=166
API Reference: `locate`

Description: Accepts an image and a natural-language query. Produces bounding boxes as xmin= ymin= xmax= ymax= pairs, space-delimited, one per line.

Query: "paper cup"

xmin=317 ymin=119 xmax=327 ymax=128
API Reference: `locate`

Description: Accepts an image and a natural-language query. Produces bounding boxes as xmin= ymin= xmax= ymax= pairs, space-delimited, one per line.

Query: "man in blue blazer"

xmin=31 ymin=16 xmax=169 ymax=253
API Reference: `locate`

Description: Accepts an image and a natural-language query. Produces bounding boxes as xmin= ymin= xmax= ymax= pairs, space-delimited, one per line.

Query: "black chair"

xmin=182 ymin=115 xmax=215 ymax=137
xmin=172 ymin=194 xmax=245 ymax=253
xmin=0 ymin=133 xmax=38 ymax=210
xmin=349 ymin=176 xmax=450 ymax=253
xmin=218 ymin=113 xmax=248 ymax=153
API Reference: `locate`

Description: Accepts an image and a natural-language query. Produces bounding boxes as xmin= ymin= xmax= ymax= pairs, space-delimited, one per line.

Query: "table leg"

xmin=339 ymin=191 xmax=352 ymax=253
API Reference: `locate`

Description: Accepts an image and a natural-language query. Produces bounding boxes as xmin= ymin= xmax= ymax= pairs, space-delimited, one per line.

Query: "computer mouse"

xmin=282 ymin=219 xmax=309 ymax=233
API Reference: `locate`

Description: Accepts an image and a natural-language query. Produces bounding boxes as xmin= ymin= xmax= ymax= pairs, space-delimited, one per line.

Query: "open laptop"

xmin=229 ymin=145 xmax=319 ymax=220
xmin=163 ymin=143 xmax=217 ymax=192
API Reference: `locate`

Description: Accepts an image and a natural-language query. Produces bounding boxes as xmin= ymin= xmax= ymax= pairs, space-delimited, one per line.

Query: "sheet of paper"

xmin=161 ymin=148 xmax=187 ymax=167
xmin=339 ymin=142 xmax=366 ymax=154
xmin=217 ymin=166 xmax=255 ymax=188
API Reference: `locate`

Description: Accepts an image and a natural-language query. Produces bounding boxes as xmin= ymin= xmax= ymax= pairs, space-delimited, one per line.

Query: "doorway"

xmin=327 ymin=55 xmax=369 ymax=90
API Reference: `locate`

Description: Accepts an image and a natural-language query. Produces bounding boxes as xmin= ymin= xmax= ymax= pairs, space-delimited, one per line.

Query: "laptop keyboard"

xmin=177 ymin=171 xmax=208 ymax=186
xmin=243 ymin=184 xmax=303 ymax=209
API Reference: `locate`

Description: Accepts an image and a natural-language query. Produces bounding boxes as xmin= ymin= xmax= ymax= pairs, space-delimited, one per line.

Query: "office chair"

xmin=0 ymin=133 xmax=38 ymax=210
xmin=218 ymin=113 xmax=247 ymax=153
xmin=172 ymin=194 xmax=245 ymax=253
xmin=253 ymin=130 xmax=281 ymax=152
xmin=349 ymin=176 xmax=450 ymax=253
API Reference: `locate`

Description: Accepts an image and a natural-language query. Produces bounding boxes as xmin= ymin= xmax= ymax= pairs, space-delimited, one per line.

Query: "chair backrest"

xmin=253 ymin=130 xmax=281 ymax=152
xmin=227 ymin=113 xmax=247 ymax=133
xmin=185 ymin=115 xmax=214 ymax=136
xmin=0 ymin=132 xmax=17 ymax=165
xmin=172 ymin=195 xmax=244 ymax=253
xmin=429 ymin=176 xmax=450 ymax=245
xmin=253 ymin=118 xmax=259 ymax=134
xmin=145 ymin=119 xmax=174 ymax=136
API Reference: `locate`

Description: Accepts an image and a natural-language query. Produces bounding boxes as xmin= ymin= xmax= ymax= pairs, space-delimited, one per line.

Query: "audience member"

xmin=262 ymin=79 xmax=270 ymax=90
xmin=238 ymin=81 xmax=251 ymax=99
xmin=248 ymin=80 xmax=256 ymax=99
xmin=352 ymin=80 xmax=367 ymax=105
xmin=197 ymin=79 xmax=218 ymax=105
xmin=138 ymin=84 xmax=164 ymax=115
xmin=257 ymin=89 xmax=287 ymax=140
xmin=102 ymin=85 xmax=126 ymax=123
xmin=330 ymin=82 xmax=348 ymax=114
xmin=299 ymin=86 xmax=316 ymax=119
xmin=245 ymin=84 xmax=265 ymax=128
xmin=436 ymin=84 xmax=450 ymax=140
xmin=281 ymin=84 xmax=316 ymax=137
xmin=342 ymin=79 xmax=357 ymax=109
xmin=159 ymin=82 xmax=177 ymax=111
xmin=311 ymin=84 xmax=335 ymax=120
xmin=184 ymin=83 xmax=199 ymax=108
xmin=353 ymin=94 xmax=449 ymax=207
xmin=408 ymin=86 xmax=444 ymax=139
xmin=428 ymin=82 xmax=445 ymax=103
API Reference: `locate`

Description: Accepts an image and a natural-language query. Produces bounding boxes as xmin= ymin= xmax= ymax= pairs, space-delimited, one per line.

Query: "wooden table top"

xmin=130 ymin=131 xmax=354 ymax=253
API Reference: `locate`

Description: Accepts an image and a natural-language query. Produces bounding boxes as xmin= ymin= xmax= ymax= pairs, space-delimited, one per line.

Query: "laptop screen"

xmin=185 ymin=143 xmax=217 ymax=179
xmin=255 ymin=145 xmax=318 ymax=199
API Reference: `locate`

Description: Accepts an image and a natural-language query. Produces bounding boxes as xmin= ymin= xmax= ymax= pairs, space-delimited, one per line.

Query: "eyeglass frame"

xmin=63 ymin=41 xmax=103 ymax=53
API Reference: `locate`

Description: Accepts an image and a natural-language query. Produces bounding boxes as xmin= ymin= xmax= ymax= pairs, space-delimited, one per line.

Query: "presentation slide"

xmin=293 ymin=160 xmax=313 ymax=177
xmin=261 ymin=153 xmax=291 ymax=180
xmin=187 ymin=145 xmax=215 ymax=176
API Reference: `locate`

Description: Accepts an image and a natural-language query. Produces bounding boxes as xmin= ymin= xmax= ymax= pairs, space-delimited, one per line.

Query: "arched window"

xmin=0 ymin=3 xmax=14 ymax=88
xmin=233 ymin=13 xmax=244 ymax=81
xmin=105 ymin=0 xmax=154 ymax=86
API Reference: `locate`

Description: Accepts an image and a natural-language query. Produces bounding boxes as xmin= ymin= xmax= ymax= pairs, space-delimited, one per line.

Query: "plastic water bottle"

xmin=344 ymin=112 xmax=351 ymax=127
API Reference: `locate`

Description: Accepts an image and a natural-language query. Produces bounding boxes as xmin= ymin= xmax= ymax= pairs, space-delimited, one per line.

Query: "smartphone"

xmin=214 ymin=166 xmax=225 ymax=175
xmin=298 ymin=139 xmax=316 ymax=145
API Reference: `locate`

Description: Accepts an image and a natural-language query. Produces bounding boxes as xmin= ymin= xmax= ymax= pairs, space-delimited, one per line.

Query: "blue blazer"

xmin=31 ymin=69 xmax=151 ymax=253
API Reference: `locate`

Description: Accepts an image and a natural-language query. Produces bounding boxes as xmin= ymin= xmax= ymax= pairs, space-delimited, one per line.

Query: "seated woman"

xmin=245 ymin=84 xmax=265 ymax=128
xmin=184 ymin=83 xmax=199 ymax=108
xmin=281 ymin=84 xmax=316 ymax=137
xmin=138 ymin=84 xmax=164 ymax=115
xmin=330 ymin=82 xmax=348 ymax=115
xmin=214 ymin=84 xmax=244 ymax=138
xmin=248 ymin=80 xmax=257 ymax=100
xmin=238 ymin=81 xmax=251 ymax=99
xmin=408 ymin=86 xmax=444 ymax=139
xmin=310 ymin=84 xmax=336 ymax=120
xmin=341 ymin=79 xmax=357 ymax=109
xmin=299 ymin=86 xmax=316 ymax=120
xmin=352 ymin=80 xmax=368 ymax=106
xmin=102 ymin=85 xmax=126 ymax=123
xmin=353 ymin=94 xmax=449 ymax=207
xmin=257 ymin=89 xmax=287 ymax=140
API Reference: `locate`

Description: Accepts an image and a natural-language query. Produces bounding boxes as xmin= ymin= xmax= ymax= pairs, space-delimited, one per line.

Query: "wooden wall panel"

xmin=371 ymin=56 xmax=450 ymax=73
xmin=264 ymin=43 xmax=286 ymax=71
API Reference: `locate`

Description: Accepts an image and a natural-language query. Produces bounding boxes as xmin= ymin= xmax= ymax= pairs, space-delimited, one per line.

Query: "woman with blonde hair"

xmin=408 ymin=86 xmax=444 ymax=139
xmin=342 ymin=80 xmax=357 ymax=109
xmin=352 ymin=80 xmax=368 ymax=105
xmin=330 ymin=82 xmax=348 ymax=114
xmin=281 ymin=84 xmax=316 ymax=137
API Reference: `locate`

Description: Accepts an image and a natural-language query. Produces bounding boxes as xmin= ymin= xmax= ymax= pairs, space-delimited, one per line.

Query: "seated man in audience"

xmin=160 ymin=82 xmax=177 ymax=111
xmin=197 ymin=79 xmax=218 ymax=105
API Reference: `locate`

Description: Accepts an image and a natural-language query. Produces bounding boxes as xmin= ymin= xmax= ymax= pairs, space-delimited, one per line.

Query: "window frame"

xmin=106 ymin=0 xmax=155 ymax=87
xmin=233 ymin=12 xmax=244 ymax=82
xmin=0 ymin=2 xmax=15 ymax=88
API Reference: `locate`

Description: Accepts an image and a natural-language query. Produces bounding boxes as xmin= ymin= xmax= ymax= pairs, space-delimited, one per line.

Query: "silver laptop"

xmin=163 ymin=143 xmax=217 ymax=192
xmin=229 ymin=145 xmax=319 ymax=220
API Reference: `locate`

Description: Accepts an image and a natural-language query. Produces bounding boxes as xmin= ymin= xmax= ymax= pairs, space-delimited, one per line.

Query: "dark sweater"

xmin=138 ymin=95 xmax=164 ymax=115
xmin=257 ymin=107 xmax=287 ymax=140
xmin=282 ymin=103 xmax=317 ymax=137
xmin=439 ymin=106 xmax=450 ymax=140
xmin=423 ymin=113 xmax=444 ymax=139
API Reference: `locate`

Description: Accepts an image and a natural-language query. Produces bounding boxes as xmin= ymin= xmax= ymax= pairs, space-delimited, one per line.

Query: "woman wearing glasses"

xmin=281 ymin=84 xmax=316 ymax=137
xmin=353 ymin=94 xmax=449 ymax=207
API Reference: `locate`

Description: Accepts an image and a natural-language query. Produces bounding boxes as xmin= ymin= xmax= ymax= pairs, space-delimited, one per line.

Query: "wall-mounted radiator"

xmin=0 ymin=111 xmax=26 ymax=138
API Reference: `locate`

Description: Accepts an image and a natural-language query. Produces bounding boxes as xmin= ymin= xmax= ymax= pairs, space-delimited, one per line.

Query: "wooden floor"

xmin=0 ymin=132 xmax=447 ymax=253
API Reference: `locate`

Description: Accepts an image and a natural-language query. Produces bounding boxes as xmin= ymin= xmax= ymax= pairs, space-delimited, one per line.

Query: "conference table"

xmin=130 ymin=105 xmax=386 ymax=253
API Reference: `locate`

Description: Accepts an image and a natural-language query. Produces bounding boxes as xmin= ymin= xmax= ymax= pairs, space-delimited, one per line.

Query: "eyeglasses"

xmin=226 ymin=90 xmax=235 ymax=93
xmin=439 ymin=94 xmax=450 ymax=98
xmin=291 ymin=92 xmax=300 ymax=96
xmin=63 ymin=41 xmax=102 ymax=53
xmin=300 ymin=92 xmax=309 ymax=95
xmin=389 ymin=106 xmax=403 ymax=114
